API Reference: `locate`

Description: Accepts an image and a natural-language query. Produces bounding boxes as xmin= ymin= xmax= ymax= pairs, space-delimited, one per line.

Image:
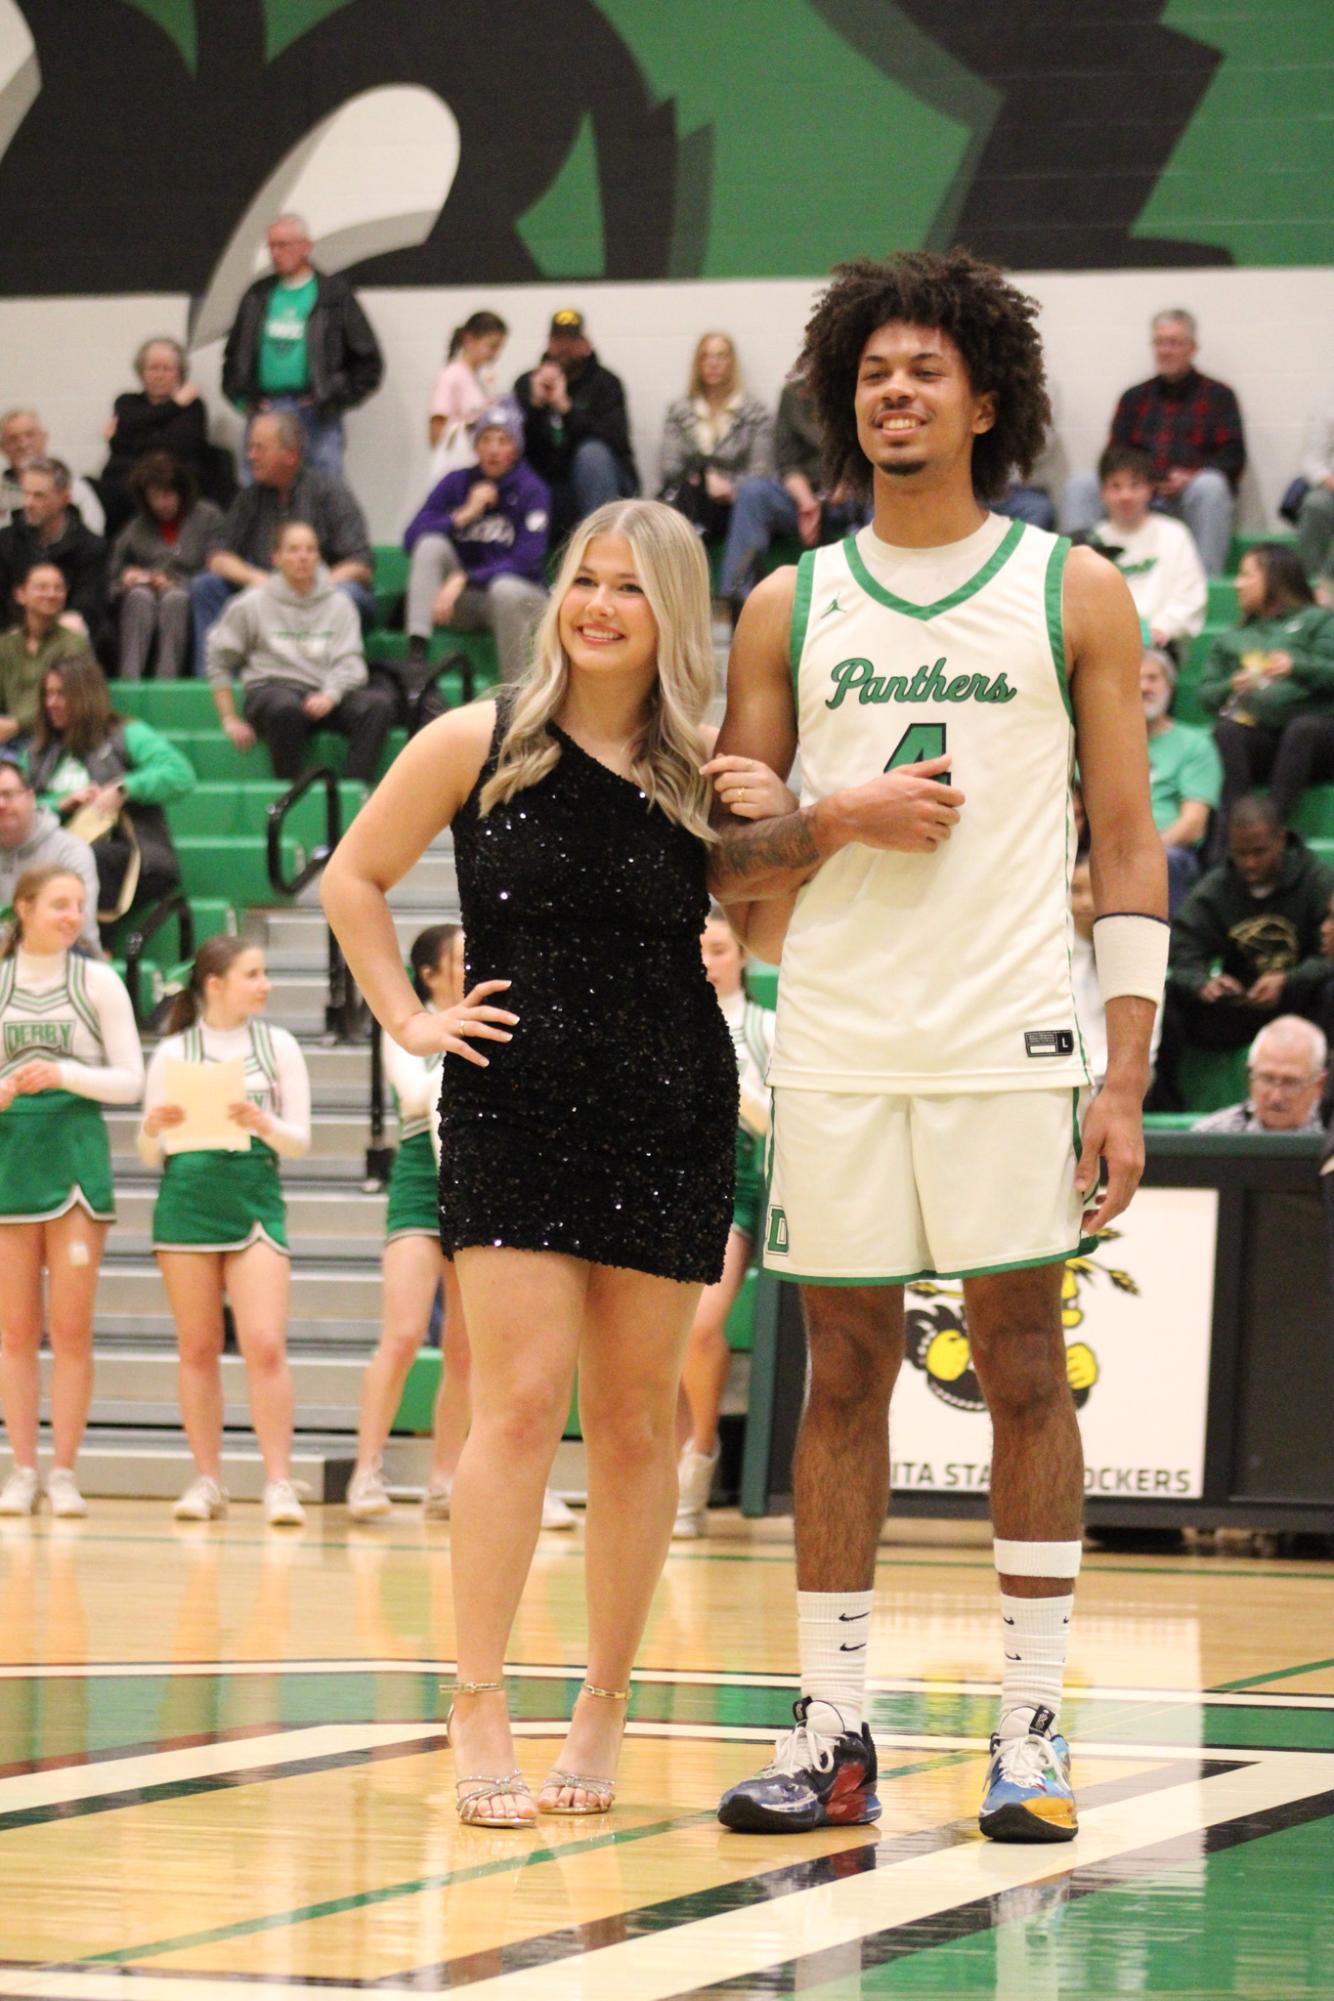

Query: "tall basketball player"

xmin=708 ymin=251 xmax=1166 ymax=1842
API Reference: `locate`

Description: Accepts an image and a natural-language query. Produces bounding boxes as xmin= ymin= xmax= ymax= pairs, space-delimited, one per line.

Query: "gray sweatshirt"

xmin=0 ymin=804 xmax=102 ymax=953
xmin=205 ymin=568 xmax=367 ymax=701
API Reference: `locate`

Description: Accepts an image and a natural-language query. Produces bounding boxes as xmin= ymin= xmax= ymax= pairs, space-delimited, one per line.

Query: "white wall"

xmin=1 ymin=268 xmax=1328 ymax=542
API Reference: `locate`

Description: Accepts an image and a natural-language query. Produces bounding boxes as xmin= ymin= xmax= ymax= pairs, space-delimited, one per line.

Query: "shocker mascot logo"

xmin=904 ymin=1233 xmax=1138 ymax=1412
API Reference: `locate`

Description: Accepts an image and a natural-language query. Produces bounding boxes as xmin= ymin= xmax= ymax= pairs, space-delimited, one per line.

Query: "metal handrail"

xmin=265 ymin=767 xmax=359 ymax=1040
xmin=122 ymin=891 xmax=195 ymax=1028
xmin=365 ymin=1024 xmax=395 ymax=1185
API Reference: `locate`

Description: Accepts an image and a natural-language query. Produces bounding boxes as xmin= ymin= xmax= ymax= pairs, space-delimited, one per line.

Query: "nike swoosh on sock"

xmin=839 ymin=1642 xmax=866 ymax=1653
xmin=838 ymin=1611 xmax=870 ymax=1622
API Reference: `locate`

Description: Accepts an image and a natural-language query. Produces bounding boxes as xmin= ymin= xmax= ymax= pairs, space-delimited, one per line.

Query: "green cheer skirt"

xmin=385 ymin=1131 xmax=439 ymax=1241
xmin=0 ymin=1090 xmax=114 ymax=1223
xmin=732 ymin=1125 xmax=764 ymax=1243
xmin=152 ymin=1141 xmax=288 ymax=1253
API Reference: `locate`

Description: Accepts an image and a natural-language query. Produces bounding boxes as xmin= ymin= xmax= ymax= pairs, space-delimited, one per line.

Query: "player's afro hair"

xmin=802 ymin=248 xmax=1051 ymax=503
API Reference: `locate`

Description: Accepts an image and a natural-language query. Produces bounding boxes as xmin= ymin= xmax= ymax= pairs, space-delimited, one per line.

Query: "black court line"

xmin=690 ymin=1785 xmax=1334 ymax=1995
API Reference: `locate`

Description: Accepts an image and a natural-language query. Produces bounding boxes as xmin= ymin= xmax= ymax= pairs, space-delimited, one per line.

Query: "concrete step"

xmin=26 ymin=1431 xmax=349 ymax=1502
xmin=114 ymin=1185 xmax=388 ymax=1244
xmin=264 ymin=910 xmax=453 ymax=962
xmin=257 ymin=973 xmax=333 ymax=1034
xmin=48 ymin=1350 xmax=369 ymax=1431
xmin=93 ymin=1314 xmax=380 ymax=1350
xmin=98 ymin=1262 xmax=383 ymax=1321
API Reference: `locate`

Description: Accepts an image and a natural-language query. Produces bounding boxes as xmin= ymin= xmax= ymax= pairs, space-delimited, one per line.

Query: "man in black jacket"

xmin=0 ymin=460 xmax=108 ymax=657
xmin=222 ymin=214 xmax=383 ymax=482
xmin=514 ymin=309 xmax=637 ymax=537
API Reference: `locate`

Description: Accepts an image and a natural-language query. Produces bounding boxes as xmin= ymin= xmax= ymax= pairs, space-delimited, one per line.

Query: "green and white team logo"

xmin=766 ymin=1206 xmax=790 ymax=1255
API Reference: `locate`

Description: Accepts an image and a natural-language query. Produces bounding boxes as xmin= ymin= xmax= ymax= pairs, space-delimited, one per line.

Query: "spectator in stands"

xmin=0 ymin=408 xmax=104 ymax=536
xmin=0 ymin=461 xmax=107 ymax=651
xmin=109 ymin=453 xmax=225 ymax=680
xmin=221 ymin=213 xmax=383 ymax=480
xmin=1142 ymin=646 xmax=1221 ymax=912
xmin=718 ymin=368 xmax=868 ymax=607
xmin=1197 ymin=543 xmax=1334 ymax=833
xmin=1167 ymin=795 xmax=1334 ymax=1060
xmin=28 ymin=654 xmax=192 ymax=920
xmin=658 ymin=335 xmax=773 ymax=551
xmin=403 ymin=401 xmax=549 ymax=686
xmin=995 ymin=482 xmax=1056 ymax=530
xmin=1192 ymin=1016 xmax=1326 ymax=1134
xmin=100 ymin=338 xmax=209 ymax=531
xmin=0 ymin=565 xmax=94 ymax=750
xmin=190 ymin=411 xmax=374 ymax=669
xmin=0 ymin=754 xmax=100 ymax=952
xmin=1294 ymin=399 xmax=1334 ymax=596
xmin=1070 ymin=856 xmax=1163 ymax=1089
xmin=205 ymin=519 xmax=393 ymax=785
xmin=429 ymin=310 xmax=508 ymax=477
xmin=1092 ymin=445 xmax=1207 ymax=655
xmin=514 ymin=308 xmax=637 ymax=535
xmin=1062 ymin=310 xmax=1245 ymax=575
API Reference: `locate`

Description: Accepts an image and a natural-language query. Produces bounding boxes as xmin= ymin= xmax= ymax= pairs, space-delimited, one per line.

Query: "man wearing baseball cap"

xmin=402 ymin=399 xmax=550 ymax=686
xmin=514 ymin=309 xmax=638 ymax=535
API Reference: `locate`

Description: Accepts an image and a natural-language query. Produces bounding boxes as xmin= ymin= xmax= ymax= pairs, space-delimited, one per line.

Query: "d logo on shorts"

xmin=766 ymin=1206 xmax=789 ymax=1254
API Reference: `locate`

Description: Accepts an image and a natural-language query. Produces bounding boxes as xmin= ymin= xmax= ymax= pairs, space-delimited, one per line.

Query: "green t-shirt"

xmin=1147 ymin=720 xmax=1222 ymax=842
xmin=257 ymin=275 xmax=318 ymax=395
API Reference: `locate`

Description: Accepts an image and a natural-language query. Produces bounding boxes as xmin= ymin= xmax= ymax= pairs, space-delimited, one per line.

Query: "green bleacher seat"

xmin=167 ymin=780 xmax=365 ymax=842
xmin=173 ymin=835 xmax=310 ymax=903
xmin=1309 ymin=838 xmax=1334 ymax=869
xmin=372 ymin=544 xmax=409 ymax=623
xmin=1227 ymin=531 xmax=1296 ymax=574
xmin=1290 ymin=789 xmax=1334 ymax=841
xmin=1177 ymin=1044 xmax=1249 ymax=1115
xmin=1205 ymin=578 xmax=1237 ymax=623
xmin=745 ymin=963 xmax=778 ymax=1008
xmin=109 ymin=681 xmax=217 ymax=729
xmin=164 ymin=727 xmax=408 ymax=783
xmin=365 ymin=627 xmax=499 ymax=697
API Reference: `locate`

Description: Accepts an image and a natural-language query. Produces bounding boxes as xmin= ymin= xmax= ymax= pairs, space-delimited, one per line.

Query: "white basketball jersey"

xmin=770 ymin=514 xmax=1090 ymax=1095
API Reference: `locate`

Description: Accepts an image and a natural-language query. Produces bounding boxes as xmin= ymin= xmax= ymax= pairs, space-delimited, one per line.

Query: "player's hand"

xmin=701 ymin=754 xmax=798 ymax=821
xmin=10 ymin=1059 xmax=63 ymax=1094
xmin=1247 ymin=971 xmax=1286 ymax=1006
xmin=1199 ymin=973 xmax=1244 ymax=1003
xmin=397 ymin=981 xmax=518 ymax=1067
xmin=143 ymin=1104 xmax=187 ymax=1136
xmin=839 ymin=758 xmax=964 ymax=851
xmin=228 ymin=1100 xmax=274 ymax=1138
xmin=1076 ymin=1082 xmax=1145 ymax=1233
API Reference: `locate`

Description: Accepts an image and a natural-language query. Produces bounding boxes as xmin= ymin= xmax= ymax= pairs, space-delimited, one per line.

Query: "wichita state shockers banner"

xmin=889 ymin=1189 xmax=1219 ymax=1502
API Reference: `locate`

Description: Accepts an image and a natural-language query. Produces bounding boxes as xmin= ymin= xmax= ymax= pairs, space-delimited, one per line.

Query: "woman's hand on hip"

xmin=398 ymin=980 xmax=518 ymax=1067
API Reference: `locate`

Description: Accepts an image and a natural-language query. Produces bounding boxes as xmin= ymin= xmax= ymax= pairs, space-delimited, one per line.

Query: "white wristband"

xmin=1092 ymin=912 xmax=1169 ymax=1003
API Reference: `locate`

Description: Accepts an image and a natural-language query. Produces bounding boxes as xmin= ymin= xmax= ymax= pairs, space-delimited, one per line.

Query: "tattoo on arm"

xmin=709 ymin=811 xmax=820 ymax=896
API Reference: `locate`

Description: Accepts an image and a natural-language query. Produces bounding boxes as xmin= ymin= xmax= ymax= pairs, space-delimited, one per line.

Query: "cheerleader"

xmin=137 ymin=936 xmax=311 ymax=1526
xmin=347 ymin=922 xmax=574 ymax=1529
xmin=0 ymin=864 xmax=144 ymax=1517
xmin=673 ymin=908 xmax=775 ymax=1538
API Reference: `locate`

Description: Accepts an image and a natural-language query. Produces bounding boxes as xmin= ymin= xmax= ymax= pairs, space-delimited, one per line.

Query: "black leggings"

xmin=1214 ymin=715 xmax=1334 ymax=832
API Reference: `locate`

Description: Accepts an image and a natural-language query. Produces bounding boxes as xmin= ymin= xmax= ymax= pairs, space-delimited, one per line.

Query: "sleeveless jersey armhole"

xmin=789 ymin=552 xmax=816 ymax=692
xmin=1045 ymin=535 xmax=1074 ymax=722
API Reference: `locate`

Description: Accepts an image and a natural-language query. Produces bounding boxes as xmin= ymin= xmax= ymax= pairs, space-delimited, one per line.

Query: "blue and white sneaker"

xmin=979 ymin=1705 xmax=1078 ymax=1842
xmin=718 ymin=1699 xmax=880 ymax=1832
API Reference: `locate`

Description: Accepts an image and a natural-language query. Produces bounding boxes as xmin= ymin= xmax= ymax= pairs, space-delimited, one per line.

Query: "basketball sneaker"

xmin=978 ymin=1706 xmax=1078 ymax=1842
xmin=717 ymin=1699 xmax=880 ymax=1832
xmin=264 ymin=1479 xmax=308 ymax=1528
xmin=347 ymin=1463 xmax=393 ymax=1521
xmin=673 ymin=1443 xmax=719 ymax=1539
xmin=173 ymin=1476 xmax=228 ymax=1522
xmin=0 ymin=1465 xmax=40 ymax=1516
xmin=46 ymin=1468 xmax=88 ymax=1519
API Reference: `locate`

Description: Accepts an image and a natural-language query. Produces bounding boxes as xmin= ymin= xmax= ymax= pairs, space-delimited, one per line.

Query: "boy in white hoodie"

xmin=205 ymin=520 xmax=395 ymax=783
xmin=1092 ymin=446 xmax=1208 ymax=657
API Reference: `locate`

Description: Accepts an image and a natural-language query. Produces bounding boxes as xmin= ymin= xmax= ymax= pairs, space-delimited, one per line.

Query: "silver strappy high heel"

xmin=443 ymin=1679 xmax=535 ymax=1829
xmin=539 ymin=1681 xmax=629 ymax=1816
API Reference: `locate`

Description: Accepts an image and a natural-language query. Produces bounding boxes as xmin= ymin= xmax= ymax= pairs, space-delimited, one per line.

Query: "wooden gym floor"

xmin=0 ymin=1503 xmax=1331 ymax=1998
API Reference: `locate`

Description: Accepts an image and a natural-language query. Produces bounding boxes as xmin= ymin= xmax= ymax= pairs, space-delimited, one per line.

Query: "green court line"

xmin=1214 ymin=1657 xmax=1334 ymax=1692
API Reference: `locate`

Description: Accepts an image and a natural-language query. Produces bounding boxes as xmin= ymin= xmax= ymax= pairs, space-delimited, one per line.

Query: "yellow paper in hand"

xmin=161 ymin=1057 xmax=251 ymax=1154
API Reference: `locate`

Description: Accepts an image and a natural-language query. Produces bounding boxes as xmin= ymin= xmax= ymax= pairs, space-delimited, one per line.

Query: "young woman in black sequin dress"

xmin=324 ymin=499 xmax=777 ymax=1828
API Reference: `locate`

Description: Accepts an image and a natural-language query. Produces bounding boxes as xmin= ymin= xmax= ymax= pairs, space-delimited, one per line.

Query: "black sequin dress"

xmin=437 ymin=708 xmax=738 ymax=1283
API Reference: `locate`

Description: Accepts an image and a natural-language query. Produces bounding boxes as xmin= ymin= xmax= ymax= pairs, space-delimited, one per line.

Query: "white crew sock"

xmin=798 ymin=1589 xmax=873 ymax=1736
xmin=998 ymin=1592 xmax=1073 ymax=1739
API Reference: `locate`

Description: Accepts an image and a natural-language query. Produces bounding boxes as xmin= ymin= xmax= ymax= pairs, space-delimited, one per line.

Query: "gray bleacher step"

xmin=93 ymin=1315 xmax=381 ymax=1350
xmin=29 ymin=1431 xmax=349 ymax=1502
xmin=259 ymin=973 xmax=334 ymax=1031
xmin=106 ymin=1109 xmax=371 ymax=1162
xmin=265 ymin=910 xmax=450 ymax=961
xmin=114 ymin=1186 xmax=387 ymax=1242
xmin=98 ymin=1263 xmax=384 ymax=1320
xmin=49 ymin=1351 xmax=369 ymax=1431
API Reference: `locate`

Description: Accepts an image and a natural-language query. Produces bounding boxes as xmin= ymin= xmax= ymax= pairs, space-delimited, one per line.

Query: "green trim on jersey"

xmin=772 ymin=1239 xmax=1095 ymax=1286
xmin=788 ymin=551 xmax=816 ymax=689
xmin=841 ymin=516 xmax=1025 ymax=621
xmin=1045 ymin=534 xmax=1074 ymax=721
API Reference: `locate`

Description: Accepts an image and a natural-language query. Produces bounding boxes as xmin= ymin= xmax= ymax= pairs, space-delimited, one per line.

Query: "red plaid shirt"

xmin=1109 ymin=369 xmax=1246 ymax=489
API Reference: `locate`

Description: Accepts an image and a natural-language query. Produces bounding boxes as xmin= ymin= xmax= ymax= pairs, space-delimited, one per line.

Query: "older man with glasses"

xmin=1192 ymin=1016 xmax=1327 ymax=1133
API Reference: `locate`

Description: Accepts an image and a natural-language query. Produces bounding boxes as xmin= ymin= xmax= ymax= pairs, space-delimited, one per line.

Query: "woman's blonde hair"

xmin=479 ymin=500 xmax=716 ymax=843
xmin=688 ymin=332 xmax=739 ymax=402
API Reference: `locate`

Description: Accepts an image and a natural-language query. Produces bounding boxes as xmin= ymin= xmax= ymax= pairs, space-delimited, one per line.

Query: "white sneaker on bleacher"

xmin=174 ymin=1476 xmax=228 ymax=1522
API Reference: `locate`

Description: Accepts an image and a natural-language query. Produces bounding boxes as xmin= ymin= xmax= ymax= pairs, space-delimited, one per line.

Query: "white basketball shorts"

xmin=763 ymin=1086 xmax=1094 ymax=1284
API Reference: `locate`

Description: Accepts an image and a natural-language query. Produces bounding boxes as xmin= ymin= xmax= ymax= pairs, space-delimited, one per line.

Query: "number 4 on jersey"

xmin=885 ymin=723 xmax=947 ymax=776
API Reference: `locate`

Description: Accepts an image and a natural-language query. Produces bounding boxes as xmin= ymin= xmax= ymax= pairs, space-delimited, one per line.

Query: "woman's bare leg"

xmin=447 ymin=1245 xmax=585 ymax=1821
xmin=158 ymin=1251 xmax=227 ymax=1478
xmin=427 ymin=1258 xmax=470 ymax=1487
xmin=543 ymin=1264 xmax=699 ymax=1808
xmin=44 ymin=1210 xmax=108 ymax=1471
xmin=0 ymin=1223 xmax=45 ymax=1468
xmin=677 ymin=1228 xmax=751 ymax=1454
xmin=354 ymin=1236 xmax=445 ymax=1475
xmin=224 ymin=1244 xmax=294 ymax=1482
